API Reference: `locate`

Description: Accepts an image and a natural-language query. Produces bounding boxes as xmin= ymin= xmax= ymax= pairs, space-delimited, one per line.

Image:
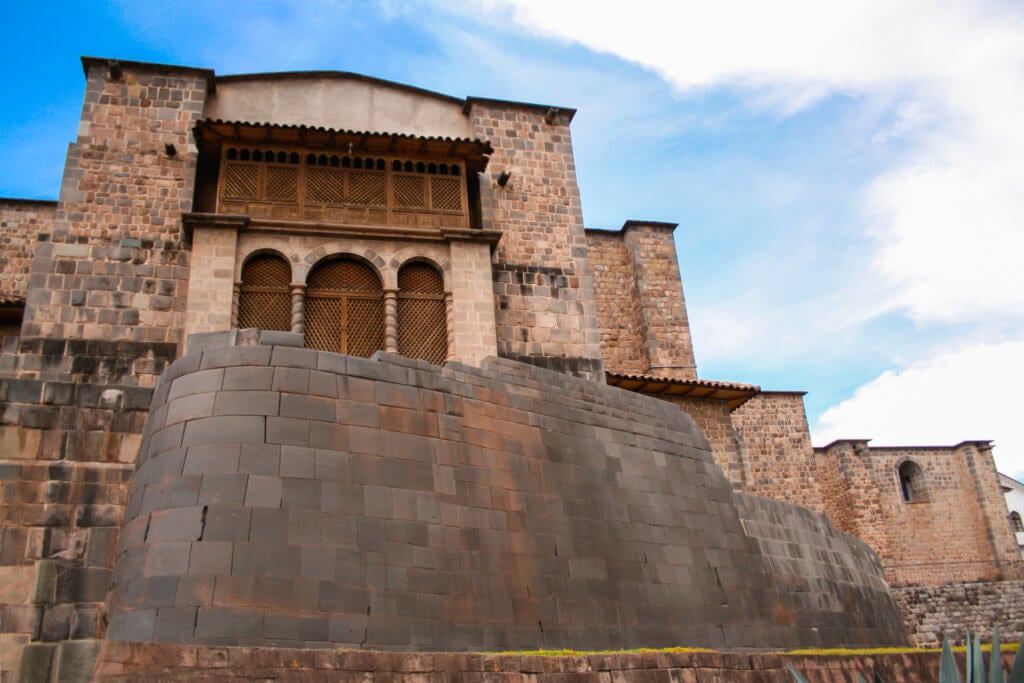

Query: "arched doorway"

xmin=304 ymin=257 xmax=384 ymax=357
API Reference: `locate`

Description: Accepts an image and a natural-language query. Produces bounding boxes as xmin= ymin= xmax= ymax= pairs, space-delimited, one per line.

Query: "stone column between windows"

xmin=445 ymin=291 xmax=455 ymax=361
xmin=383 ymin=288 xmax=399 ymax=353
xmin=231 ymin=281 xmax=242 ymax=328
xmin=290 ymin=284 xmax=306 ymax=335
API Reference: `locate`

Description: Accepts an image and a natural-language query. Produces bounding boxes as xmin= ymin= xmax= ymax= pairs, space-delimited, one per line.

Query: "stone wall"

xmin=894 ymin=580 xmax=1024 ymax=647
xmin=106 ymin=335 xmax=906 ymax=651
xmin=735 ymin=494 xmax=903 ymax=644
xmin=21 ymin=58 xmax=210 ymax=353
xmin=586 ymin=223 xmax=697 ymax=380
xmin=586 ymin=229 xmax=646 ymax=375
xmin=664 ymin=395 xmax=747 ymax=490
xmin=468 ymin=102 xmax=603 ymax=379
xmin=0 ymin=375 xmax=152 ymax=680
xmin=732 ymin=392 xmax=823 ymax=511
xmin=0 ymin=199 xmax=55 ymax=307
xmin=619 ymin=222 xmax=696 ymax=380
xmin=91 ymin=640 xmax=983 ymax=683
xmin=815 ymin=441 xmax=1023 ymax=587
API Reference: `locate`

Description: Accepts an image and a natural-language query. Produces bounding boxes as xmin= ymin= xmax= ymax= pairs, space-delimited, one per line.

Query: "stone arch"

xmin=235 ymin=244 xmax=297 ymax=282
xmin=303 ymin=243 xmax=391 ymax=288
xmin=391 ymin=246 xmax=452 ymax=291
xmin=897 ymin=459 xmax=929 ymax=503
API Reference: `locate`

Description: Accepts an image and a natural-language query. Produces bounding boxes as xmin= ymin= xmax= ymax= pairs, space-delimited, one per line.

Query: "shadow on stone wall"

xmin=106 ymin=330 xmax=908 ymax=651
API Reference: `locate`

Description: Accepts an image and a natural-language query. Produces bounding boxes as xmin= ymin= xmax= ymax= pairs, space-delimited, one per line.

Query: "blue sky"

xmin=3 ymin=1 xmax=1024 ymax=477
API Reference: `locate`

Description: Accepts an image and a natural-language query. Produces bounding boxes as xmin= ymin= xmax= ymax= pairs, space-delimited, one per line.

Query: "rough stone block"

xmin=279 ymin=446 xmax=316 ymax=478
xmin=212 ymin=389 xmax=280 ymax=417
xmin=17 ymin=643 xmax=55 ymax=683
xmin=147 ymin=507 xmax=204 ymax=543
xmin=203 ymin=506 xmax=251 ymax=542
xmin=152 ymin=606 xmax=198 ymax=643
xmin=263 ymin=614 xmax=329 ymax=642
xmin=244 ymin=475 xmax=282 ymax=508
xmin=167 ymin=369 xmax=225 ymax=401
xmin=144 ymin=542 xmax=191 ymax=577
xmin=239 ymin=443 xmax=281 ymax=475
xmin=266 ymin=416 xmax=311 ymax=446
xmin=182 ymin=416 xmax=265 ymax=447
xmin=188 ymin=541 xmax=233 ymax=575
xmin=197 ymin=474 xmax=248 ymax=506
xmin=194 ymin=606 xmax=264 ymax=641
xmin=222 ymin=366 xmax=275 ymax=391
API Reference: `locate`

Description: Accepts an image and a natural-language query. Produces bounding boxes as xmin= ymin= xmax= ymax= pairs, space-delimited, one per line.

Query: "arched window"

xmin=305 ymin=258 xmax=383 ymax=357
xmin=397 ymin=262 xmax=447 ymax=365
xmin=1011 ymin=511 xmax=1023 ymax=533
xmin=898 ymin=460 xmax=928 ymax=503
xmin=237 ymin=253 xmax=291 ymax=332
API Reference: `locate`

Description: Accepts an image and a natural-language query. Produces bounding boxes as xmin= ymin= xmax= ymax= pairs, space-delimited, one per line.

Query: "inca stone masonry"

xmin=0 ymin=57 xmax=1019 ymax=681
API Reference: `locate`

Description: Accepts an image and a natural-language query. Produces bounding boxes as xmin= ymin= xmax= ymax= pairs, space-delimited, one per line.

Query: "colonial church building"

xmin=0 ymin=57 xmax=1020 ymax=678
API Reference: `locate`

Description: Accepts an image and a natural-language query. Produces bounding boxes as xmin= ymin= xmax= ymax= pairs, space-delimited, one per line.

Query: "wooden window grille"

xmin=216 ymin=147 xmax=468 ymax=229
xmin=238 ymin=254 xmax=292 ymax=332
xmin=305 ymin=258 xmax=384 ymax=357
xmin=397 ymin=263 xmax=447 ymax=365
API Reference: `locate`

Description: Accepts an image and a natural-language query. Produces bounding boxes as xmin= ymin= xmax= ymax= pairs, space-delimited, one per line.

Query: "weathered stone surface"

xmin=91 ymin=639 xmax=1001 ymax=683
xmin=108 ymin=347 xmax=907 ymax=650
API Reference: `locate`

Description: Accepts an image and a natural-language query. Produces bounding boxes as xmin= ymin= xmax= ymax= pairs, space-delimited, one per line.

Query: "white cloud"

xmin=812 ymin=341 xmax=1024 ymax=478
xmin=458 ymin=0 xmax=1024 ymax=325
xmin=450 ymin=0 xmax=1024 ymax=477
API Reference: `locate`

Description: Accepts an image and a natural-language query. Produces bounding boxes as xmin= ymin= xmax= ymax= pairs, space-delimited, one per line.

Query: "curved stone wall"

xmin=107 ymin=337 xmax=907 ymax=650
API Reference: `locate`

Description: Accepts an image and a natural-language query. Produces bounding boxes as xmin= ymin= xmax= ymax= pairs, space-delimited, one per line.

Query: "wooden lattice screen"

xmin=238 ymin=254 xmax=292 ymax=331
xmin=397 ymin=263 xmax=447 ymax=365
xmin=217 ymin=147 xmax=469 ymax=230
xmin=305 ymin=259 xmax=384 ymax=357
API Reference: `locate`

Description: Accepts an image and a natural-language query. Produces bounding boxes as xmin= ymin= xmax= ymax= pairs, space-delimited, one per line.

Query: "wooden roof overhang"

xmin=193 ymin=119 xmax=493 ymax=172
xmin=605 ymin=372 xmax=760 ymax=410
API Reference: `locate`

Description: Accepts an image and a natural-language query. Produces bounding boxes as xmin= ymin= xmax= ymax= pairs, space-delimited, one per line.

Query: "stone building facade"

xmin=0 ymin=56 xmax=1017 ymax=677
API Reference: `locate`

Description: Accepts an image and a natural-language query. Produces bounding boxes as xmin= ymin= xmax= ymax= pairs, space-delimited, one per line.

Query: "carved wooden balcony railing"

xmin=216 ymin=146 xmax=470 ymax=230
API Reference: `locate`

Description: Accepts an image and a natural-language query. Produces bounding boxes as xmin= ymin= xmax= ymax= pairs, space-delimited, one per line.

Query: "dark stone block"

xmin=266 ymin=416 xmax=311 ymax=446
xmin=239 ymin=443 xmax=280 ymax=475
xmin=222 ymin=366 xmax=275 ymax=391
xmin=213 ymin=390 xmax=280 ymax=416
xmin=195 ymin=606 xmax=265 ymax=641
xmin=203 ymin=506 xmax=251 ymax=542
xmin=195 ymin=344 xmax=272 ymax=370
xmin=188 ymin=541 xmax=232 ymax=575
xmin=69 ymin=606 xmax=101 ymax=639
xmin=175 ymin=576 xmax=215 ymax=607
xmin=244 ymin=476 xmax=282 ymax=509
xmin=55 ymin=566 xmax=112 ymax=603
xmin=2 ymin=604 xmax=42 ymax=639
xmin=153 ymin=606 xmax=198 ymax=642
xmin=319 ymin=582 xmax=370 ymax=613
xmin=40 ymin=603 xmax=74 ymax=642
xmin=270 ymin=345 xmax=318 ymax=370
xmin=264 ymin=614 xmax=329 ymax=642
xmin=167 ymin=368 xmax=225 ymax=401
xmin=17 ymin=643 xmax=55 ymax=683
xmin=143 ymin=541 xmax=191 ymax=576
xmin=182 ymin=416 xmax=265 ymax=447
xmin=197 ymin=474 xmax=248 ymax=506
xmin=147 ymin=506 xmax=203 ymax=542
xmin=7 ymin=376 xmax=43 ymax=403
xmin=281 ymin=477 xmax=321 ymax=510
